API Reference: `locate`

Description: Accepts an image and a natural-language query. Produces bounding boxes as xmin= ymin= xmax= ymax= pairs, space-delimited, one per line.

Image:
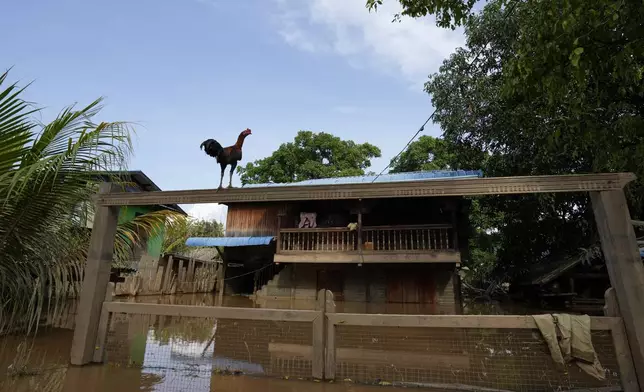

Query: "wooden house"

xmin=189 ymin=170 xmax=482 ymax=314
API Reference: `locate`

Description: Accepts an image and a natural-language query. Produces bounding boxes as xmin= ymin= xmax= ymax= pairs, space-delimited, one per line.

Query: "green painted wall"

xmin=118 ymin=206 xmax=165 ymax=258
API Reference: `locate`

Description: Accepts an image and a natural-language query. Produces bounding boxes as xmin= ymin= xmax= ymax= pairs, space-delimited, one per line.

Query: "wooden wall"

xmin=225 ymin=203 xmax=281 ymax=237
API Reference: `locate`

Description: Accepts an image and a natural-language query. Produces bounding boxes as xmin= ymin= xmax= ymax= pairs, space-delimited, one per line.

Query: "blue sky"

xmin=4 ymin=0 xmax=463 ymax=221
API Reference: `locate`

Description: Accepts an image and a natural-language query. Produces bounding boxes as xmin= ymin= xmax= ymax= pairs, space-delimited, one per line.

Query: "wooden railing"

xmin=279 ymin=227 xmax=357 ymax=252
xmin=278 ymin=224 xmax=455 ymax=253
xmin=362 ymin=224 xmax=454 ymax=251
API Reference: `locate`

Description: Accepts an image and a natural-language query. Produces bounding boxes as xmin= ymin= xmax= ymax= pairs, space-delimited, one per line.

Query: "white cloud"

xmin=273 ymin=0 xmax=465 ymax=87
xmin=185 ymin=203 xmax=228 ymax=226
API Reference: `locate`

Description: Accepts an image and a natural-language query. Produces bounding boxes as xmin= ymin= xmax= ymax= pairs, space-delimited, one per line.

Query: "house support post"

xmin=217 ymin=262 xmax=227 ymax=306
xmin=70 ymin=183 xmax=120 ymax=365
xmin=357 ymin=206 xmax=363 ymax=252
xmin=591 ymin=189 xmax=644 ymax=386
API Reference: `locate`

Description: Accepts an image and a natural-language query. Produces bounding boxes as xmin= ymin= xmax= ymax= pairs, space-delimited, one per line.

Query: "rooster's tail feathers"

xmin=200 ymin=139 xmax=223 ymax=158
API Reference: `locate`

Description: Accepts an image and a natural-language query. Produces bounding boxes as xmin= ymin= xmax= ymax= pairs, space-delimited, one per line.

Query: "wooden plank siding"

xmin=225 ymin=203 xmax=281 ymax=237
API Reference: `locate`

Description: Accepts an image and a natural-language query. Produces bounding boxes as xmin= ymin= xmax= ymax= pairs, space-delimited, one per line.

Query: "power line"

xmin=221 ymin=262 xmax=273 ymax=281
xmin=371 ymin=113 xmax=435 ymax=182
xmin=371 ymin=1 xmax=518 ymax=183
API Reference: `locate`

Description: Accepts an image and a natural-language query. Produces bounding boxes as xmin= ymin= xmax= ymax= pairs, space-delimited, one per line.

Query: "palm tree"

xmin=0 ymin=70 xmax=180 ymax=336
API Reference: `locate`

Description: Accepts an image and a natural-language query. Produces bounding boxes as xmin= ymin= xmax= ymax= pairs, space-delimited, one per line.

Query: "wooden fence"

xmin=92 ymin=289 xmax=638 ymax=391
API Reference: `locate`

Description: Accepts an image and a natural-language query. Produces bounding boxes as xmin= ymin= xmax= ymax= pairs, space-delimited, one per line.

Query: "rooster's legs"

xmin=218 ymin=163 xmax=226 ymax=190
xmin=228 ymin=162 xmax=237 ymax=188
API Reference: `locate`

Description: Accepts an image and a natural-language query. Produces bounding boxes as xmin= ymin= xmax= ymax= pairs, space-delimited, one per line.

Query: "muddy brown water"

xmin=0 ymin=321 xmax=414 ymax=392
xmin=0 ymin=294 xmax=561 ymax=392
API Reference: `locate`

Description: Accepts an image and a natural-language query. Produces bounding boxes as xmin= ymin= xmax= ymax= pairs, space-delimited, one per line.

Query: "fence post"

xmin=162 ymin=255 xmax=174 ymax=294
xmin=70 ymin=183 xmax=120 ymax=365
xmin=605 ymin=288 xmax=640 ymax=391
xmin=312 ymin=289 xmax=326 ymax=379
xmin=324 ymin=289 xmax=336 ymax=380
xmin=591 ymin=190 xmax=644 ymax=386
xmin=92 ymin=282 xmax=114 ymax=363
xmin=177 ymin=258 xmax=185 ymax=293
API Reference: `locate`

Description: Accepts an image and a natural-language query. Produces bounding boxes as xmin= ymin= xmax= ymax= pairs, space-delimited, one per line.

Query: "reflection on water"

xmin=0 ymin=329 xmax=422 ymax=392
xmin=0 ymin=325 xmax=414 ymax=392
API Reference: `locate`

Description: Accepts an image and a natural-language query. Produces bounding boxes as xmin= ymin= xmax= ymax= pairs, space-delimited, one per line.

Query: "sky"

xmin=4 ymin=0 xmax=464 ymax=223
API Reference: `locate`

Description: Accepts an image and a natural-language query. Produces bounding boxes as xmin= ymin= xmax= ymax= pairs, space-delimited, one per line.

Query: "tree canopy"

xmin=163 ymin=217 xmax=225 ymax=256
xmin=237 ymin=130 xmax=381 ymax=185
xmin=389 ymin=135 xmax=455 ymax=173
xmin=370 ymin=0 xmax=644 ymax=278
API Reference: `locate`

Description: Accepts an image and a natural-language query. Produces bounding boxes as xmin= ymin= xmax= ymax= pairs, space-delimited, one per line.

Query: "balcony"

xmin=274 ymin=224 xmax=460 ymax=264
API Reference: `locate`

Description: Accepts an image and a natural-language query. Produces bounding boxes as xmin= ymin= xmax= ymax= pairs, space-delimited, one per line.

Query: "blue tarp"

xmin=185 ymin=236 xmax=274 ymax=247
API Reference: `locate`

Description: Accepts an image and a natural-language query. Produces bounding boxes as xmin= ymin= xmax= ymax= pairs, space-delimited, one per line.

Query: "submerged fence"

xmin=93 ymin=290 xmax=637 ymax=392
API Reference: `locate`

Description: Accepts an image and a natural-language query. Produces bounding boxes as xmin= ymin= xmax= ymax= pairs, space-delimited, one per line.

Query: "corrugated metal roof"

xmin=242 ymin=170 xmax=483 ymax=188
xmin=185 ymin=236 xmax=274 ymax=247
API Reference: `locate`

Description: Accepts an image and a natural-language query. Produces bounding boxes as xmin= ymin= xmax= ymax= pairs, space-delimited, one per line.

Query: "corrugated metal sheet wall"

xmin=225 ymin=203 xmax=280 ymax=237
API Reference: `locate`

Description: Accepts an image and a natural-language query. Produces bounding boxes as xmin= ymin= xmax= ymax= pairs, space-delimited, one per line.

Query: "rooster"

xmin=200 ymin=128 xmax=252 ymax=189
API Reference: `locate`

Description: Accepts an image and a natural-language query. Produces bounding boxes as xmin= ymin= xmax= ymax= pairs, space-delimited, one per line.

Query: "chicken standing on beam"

xmin=200 ymin=128 xmax=252 ymax=189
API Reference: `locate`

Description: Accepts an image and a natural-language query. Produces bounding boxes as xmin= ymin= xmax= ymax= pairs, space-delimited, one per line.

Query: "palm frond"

xmin=113 ymin=209 xmax=186 ymax=264
xmin=0 ymin=70 xmax=134 ymax=336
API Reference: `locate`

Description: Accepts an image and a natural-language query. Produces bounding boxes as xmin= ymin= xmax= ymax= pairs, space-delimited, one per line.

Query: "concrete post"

xmin=591 ymin=190 xmax=644 ymax=386
xmin=70 ymin=183 xmax=120 ymax=365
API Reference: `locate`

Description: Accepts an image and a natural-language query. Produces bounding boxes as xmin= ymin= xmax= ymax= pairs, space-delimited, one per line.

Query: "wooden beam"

xmin=357 ymin=206 xmax=363 ymax=253
xmin=70 ymin=183 xmax=120 ymax=365
xmin=276 ymin=215 xmax=282 ymax=253
xmin=95 ymin=173 xmax=635 ymax=206
xmin=325 ymin=290 xmax=336 ymax=380
xmin=591 ymin=190 xmax=644 ymax=386
xmin=312 ymin=289 xmax=325 ymax=379
xmin=217 ymin=262 xmax=226 ymax=306
xmin=326 ymin=313 xmax=617 ymax=330
xmin=103 ymin=302 xmax=320 ymax=321
xmin=274 ymin=251 xmax=461 ymax=264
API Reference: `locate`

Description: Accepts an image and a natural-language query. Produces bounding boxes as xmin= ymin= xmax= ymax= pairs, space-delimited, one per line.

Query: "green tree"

xmin=366 ymin=0 xmax=477 ymax=29
xmin=379 ymin=0 xmax=644 ymax=278
xmin=237 ymin=130 xmax=381 ymax=185
xmin=0 ymin=70 xmax=178 ymax=335
xmin=388 ymin=135 xmax=501 ymax=286
xmin=163 ymin=217 xmax=225 ymax=256
xmin=389 ymin=135 xmax=455 ymax=173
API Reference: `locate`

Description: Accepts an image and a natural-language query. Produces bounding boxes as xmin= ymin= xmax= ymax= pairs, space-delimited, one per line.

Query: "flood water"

xmin=0 ymin=321 xmax=418 ymax=392
xmin=0 ymin=294 xmax=454 ymax=392
xmin=0 ymin=293 xmax=576 ymax=392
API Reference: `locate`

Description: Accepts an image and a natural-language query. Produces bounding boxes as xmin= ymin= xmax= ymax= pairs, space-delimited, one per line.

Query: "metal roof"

xmin=242 ymin=170 xmax=483 ymax=188
xmin=185 ymin=236 xmax=275 ymax=247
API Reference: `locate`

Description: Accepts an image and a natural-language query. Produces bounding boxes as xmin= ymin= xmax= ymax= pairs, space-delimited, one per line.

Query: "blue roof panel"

xmin=242 ymin=170 xmax=483 ymax=188
xmin=186 ymin=236 xmax=274 ymax=247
